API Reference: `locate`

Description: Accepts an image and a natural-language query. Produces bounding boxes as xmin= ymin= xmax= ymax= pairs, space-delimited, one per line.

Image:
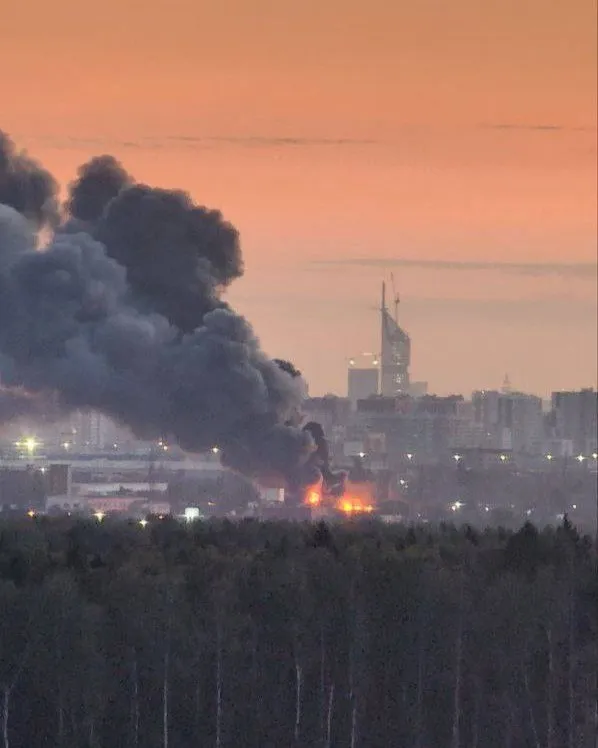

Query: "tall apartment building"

xmin=472 ymin=389 xmax=543 ymax=454
xmin=551 ymin=389 xmax=598 ymax=456
xmin=347 ymin=355 xmax=379 ymax=409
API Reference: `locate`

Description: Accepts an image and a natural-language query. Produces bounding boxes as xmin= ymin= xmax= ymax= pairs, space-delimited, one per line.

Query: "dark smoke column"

xmin=273 ymin=360 xmax=345 ymax=504
xmin=96 ymin=185 xmax=243 ymax=333
xmin=0 ymin=136 xmax=319 ymax=488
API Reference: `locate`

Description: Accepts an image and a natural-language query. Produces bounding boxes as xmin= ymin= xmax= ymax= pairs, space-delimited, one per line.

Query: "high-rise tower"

xmin=379 ymin=280 xmax=411 ymax=396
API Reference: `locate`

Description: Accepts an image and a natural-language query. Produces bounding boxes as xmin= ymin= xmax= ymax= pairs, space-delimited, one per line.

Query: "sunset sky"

xmin=2 ymin=0 xmax=596 ymax=397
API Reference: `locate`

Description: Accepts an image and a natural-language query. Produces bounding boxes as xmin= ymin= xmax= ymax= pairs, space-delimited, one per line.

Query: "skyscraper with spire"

xmin=380 ymin=280 xmax=411 ymax=396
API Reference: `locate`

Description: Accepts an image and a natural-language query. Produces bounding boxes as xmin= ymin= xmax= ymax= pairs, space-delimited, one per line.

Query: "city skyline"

xmin=2 ymin=0 xmax=595 ymax=397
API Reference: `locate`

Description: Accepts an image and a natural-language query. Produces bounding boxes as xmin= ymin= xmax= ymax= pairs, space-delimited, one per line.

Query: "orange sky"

xmin=1 ymin=0 xmax=596 ymax=396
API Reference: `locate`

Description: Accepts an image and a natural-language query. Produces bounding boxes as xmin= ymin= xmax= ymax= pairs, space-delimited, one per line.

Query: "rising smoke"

xmin=63 ymin=154 xmax=133 ymax=234
xmin=0 ymin=131 xmax=317 ymax=488
xmin=96 ymin=185 xmax=243 ymax=332
xmin=0 ymin=133 xmax=59 ymax=230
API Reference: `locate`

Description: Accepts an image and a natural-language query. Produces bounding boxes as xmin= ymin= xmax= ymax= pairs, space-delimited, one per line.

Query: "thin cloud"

xmin=165 ymin=135 xmax=377 ymax=147
xmin=17 ymin=125 xmax=596 ymax=155
xmin=16 ymin=134 xmax=378 ymax=151
xmin=479 ymin=123 xmax=596 ymax=133
xmin=309 ymin=258 xmax=598 ymax=279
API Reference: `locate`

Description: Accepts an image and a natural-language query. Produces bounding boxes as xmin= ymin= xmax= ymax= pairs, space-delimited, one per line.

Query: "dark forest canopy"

xmin=0 ymin=517 xmax=596 ymax=748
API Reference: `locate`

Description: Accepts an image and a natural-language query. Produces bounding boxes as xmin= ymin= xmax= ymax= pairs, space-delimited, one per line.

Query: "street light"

xmin=406 ymin=453 xmax=414 ymax=461
xmin=15 ymin=436 xmax=40 ymax=458
xmin=576 ymin=454 xmax=585 ymax=463
xmin=545 ymin=454 xmax=553 ymax=461
xmin=24 ymin=437 xmax=38 ymax=456
xmin=453 ymin=454 xmax=462 ymax=463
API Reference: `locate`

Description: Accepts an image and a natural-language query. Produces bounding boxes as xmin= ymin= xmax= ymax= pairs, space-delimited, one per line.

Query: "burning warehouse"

xmin=267 ymin=363 xmax=376 ymax=516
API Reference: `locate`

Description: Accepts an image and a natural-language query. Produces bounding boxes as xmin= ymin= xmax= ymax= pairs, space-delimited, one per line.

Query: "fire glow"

xmin=337 ymin=497 xmax=374 ymax=515
xmin=303 ymin=482 xmax=375 ymax=516
xmin=306 ymin=489 xmax=321 ymax=507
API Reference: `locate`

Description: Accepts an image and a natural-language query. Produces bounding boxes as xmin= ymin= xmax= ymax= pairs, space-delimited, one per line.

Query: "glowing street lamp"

xmin=453 ymin=454 xmax=462 ymax=463
xmin=576 ymin=454 xmax=585 ymax=463
xmin=139 ymin=519 xmax=148 ymax=528
xmin=499 ymin=454 xmax=508 ymax=463
xmin=545 ymin=454 xmax=553 ymax=461
xmin=406 ymin=453 xmax=414 ymax=462
xmin=94 ymin=511 xmax=105 ymax=522
xmin=15 ymin=436 xmax=39 ymax=458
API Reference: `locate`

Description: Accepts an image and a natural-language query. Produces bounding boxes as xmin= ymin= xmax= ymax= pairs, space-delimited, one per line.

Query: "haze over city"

xmin=2 ymin=0 xmax=596 ymax=397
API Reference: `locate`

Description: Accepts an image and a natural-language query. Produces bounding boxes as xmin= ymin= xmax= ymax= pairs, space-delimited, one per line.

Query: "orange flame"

xmin=337 ymin=496 xmax=374 ymax=515
xmin=306 ymin=489 xmax=321 ymax=507
xmin=303 ymin=478 xmax=375 ymax=515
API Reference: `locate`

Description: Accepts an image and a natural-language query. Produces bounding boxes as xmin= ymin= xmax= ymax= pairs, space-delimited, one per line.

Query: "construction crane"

xmin=390 ymin=273 xmax=400 ymax=324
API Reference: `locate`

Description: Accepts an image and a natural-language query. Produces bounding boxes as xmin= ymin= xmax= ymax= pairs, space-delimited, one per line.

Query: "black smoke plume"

xmin=273 ymin=359 xmax=302 ymax=379
xmin=63 ymin=157 xmax=243 ymax=333
xmin=95 ymin=186 xmax=243 ymax=332
xmin=302 ymin=421 xmax=346 ymax=497
xmin=67 ymin=155 xmax=133 ymax=225
xmin=0 ymin=131 xmax=59 ymax=230
xmin=0 ymin=136 xmax=316 ymax=487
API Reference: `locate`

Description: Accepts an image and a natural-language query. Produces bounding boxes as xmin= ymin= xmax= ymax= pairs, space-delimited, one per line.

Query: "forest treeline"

xmin=0 ymin=516 xmax=596 ymax=748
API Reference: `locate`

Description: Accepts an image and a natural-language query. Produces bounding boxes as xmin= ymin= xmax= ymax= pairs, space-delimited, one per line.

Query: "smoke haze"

xmin=0 ymin=130 xmax=315 ymax=487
